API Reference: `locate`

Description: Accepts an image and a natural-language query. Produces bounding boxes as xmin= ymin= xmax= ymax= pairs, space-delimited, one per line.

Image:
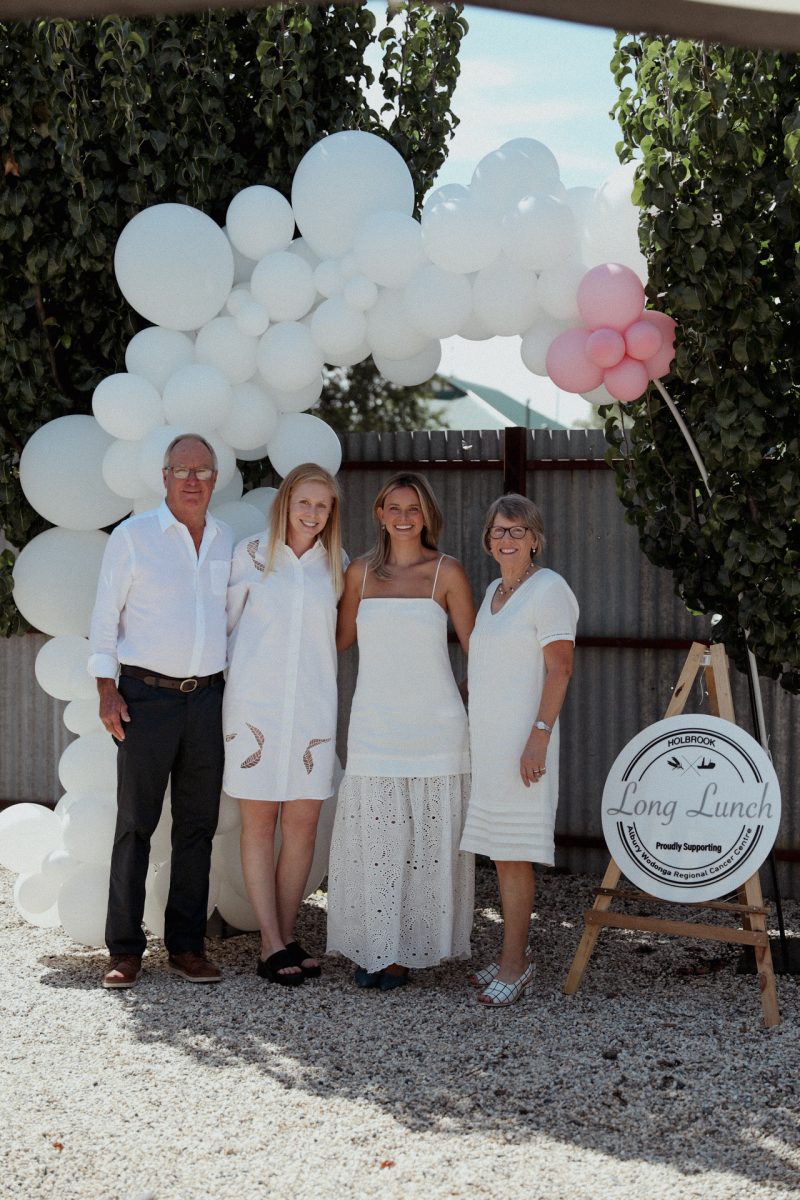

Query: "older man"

xmin=89 ymin=433 xmax=232 ymax=988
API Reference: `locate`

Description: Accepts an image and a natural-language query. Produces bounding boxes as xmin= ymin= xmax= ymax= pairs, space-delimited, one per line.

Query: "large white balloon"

xmin=291 ymin=130 xmax=415 ymax=258
xmin=343 ymin=274 xmax=379 ymax=312
xmin=20 ymin=416 xmax=132 ymax=532
xmin=267 ymin=412 xmax=342 ymax=478
xmin=225 ymin=185 xmax=295 ymax=261
xmin=58 ymin=732 xmax=118 ymax=795
xmin=472 ymin=259 xmax=541 ymax=335
xmin=352 ymin=211 xmax=426 ymax=289
xmin=217 ymin=381 xmax=279 ymax=451
xmin=257 ymin=323 xmax=324 ymax=393
xmin=251 ymin=251 xmax=317 ymax=322
xmin=235 ymin=302 xmax=271 ymax=338
xmin=114 ymin=203 xmax=234 ymax=331
xmin=402 ymin=265 xmax=472 ymax=340
xmin=242 ymin=486 xmax=278 ymax=521
xmin=63 ymin=698 xmax=104 ymax=736
xmin=310 ymin=298 xmax=367 ymax=361
xmin=470 ymin=138 xmax=561 ymax=215
xmin=314 ymin=259 xmax=345 ymax=299
xmin=13 ymin=876 xmax=61 ymax=928
xmin=536 ymin=260 xmax=586 ymax=322
xmin=210 ymin=500 xmax=265 ymax=542
xmin=103 ymin=439 xmax=149 ymax=500
xmin=162 ymin=364 xmax=234 ymax=432
xmin=209 ymin=468 xmax=244 ymax=508
xmin=12 ymin=529 xmax=108 ymax=637
xmin=421 ymin=195 xmax=502 ymax=275
xmin=34 ymin=635 xmax=95 ymax=702
xmin=502 ymin=194 xmax=578 ymax=272
xmin=372 ymin=341 xmax=442 ymax=387
xmin=125 ymin=328 xmax=195 ymax=392
xmin=57 ymin=862 xmax=110 ymax=946
xmin=216 ymin=881 xmax=259 ymax=931
xmin=92 ymin=374 xmax=164 ymax=441
xmin=62 ymin=793 xmax=118 ymax=865
xmin=0 ymin=803 xmax=63 ymax=874
xmin=366 ymin=289 xmax=431 ymax=361
xmin=195 ymin=317 xmax=258 ymax=385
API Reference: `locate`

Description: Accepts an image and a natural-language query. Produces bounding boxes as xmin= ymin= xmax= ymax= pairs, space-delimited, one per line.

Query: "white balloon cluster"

xmin=6 ymin=129 xmax=645 ymax=945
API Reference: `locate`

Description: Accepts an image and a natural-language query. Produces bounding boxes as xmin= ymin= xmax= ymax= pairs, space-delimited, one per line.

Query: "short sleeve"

xmin=532 ymin=572 xmax=579 ymax=647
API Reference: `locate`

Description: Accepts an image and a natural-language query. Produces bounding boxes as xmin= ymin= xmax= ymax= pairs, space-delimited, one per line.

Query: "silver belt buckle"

xmin=179 ymin=677 xmax=198 ymax=693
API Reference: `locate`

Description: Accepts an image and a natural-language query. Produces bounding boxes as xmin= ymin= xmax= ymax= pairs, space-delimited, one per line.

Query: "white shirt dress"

xmin=222 ymin=535 xmax=341 ymax=802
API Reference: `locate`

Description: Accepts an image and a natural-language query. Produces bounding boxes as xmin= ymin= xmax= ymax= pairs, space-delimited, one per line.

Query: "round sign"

xmin=602 ymin=714 xmax=781 ymax=902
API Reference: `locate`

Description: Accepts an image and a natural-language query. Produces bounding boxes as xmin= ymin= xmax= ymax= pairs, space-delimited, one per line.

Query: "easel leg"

xmin=743 ymin=873 xmax=780 ymax=1028
xmin=563 ymin=859 xmax=621 ymax=995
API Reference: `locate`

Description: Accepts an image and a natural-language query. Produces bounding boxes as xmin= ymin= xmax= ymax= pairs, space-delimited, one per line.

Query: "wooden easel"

xmin=564 ymin=642 xmax=780 ymax=1028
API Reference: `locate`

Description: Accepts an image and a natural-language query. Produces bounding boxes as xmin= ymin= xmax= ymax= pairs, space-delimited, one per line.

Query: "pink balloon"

xmin=586 ymin=327 xmax=626 ymax=368
xmin=625 ymin=319 xmax=662 ymax=361
xmin=577 ymin=263 xmax=645 ymax=333
xmin=545 ymin=328 xmax=604 ymax=394
xmin=603 ymin=355 xmax=649 ymax=403
xmin=639 ymin=310 xmax=677 ymax=379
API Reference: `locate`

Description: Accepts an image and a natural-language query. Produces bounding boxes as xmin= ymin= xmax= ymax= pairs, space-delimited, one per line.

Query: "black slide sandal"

xmin=286 ymin=940 xmax=322 ymax=978
xmin=257 ymin=948 xmax=305 ymax=986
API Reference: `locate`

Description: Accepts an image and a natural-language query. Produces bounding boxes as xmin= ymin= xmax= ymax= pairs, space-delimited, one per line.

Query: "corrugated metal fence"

xmin=2 ymin=428 xmax=797 ymax=893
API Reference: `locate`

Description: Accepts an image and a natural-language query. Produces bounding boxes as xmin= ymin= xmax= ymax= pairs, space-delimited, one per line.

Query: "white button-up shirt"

xmin=88 ymin=501 xmax=233 ymax=680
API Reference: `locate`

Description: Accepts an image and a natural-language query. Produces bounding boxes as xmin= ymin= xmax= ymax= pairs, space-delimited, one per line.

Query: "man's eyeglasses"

xmin=166 ymin=466 xmax=215 ymax=481
xmin=488 ymin=525 xmax=529 ymax=540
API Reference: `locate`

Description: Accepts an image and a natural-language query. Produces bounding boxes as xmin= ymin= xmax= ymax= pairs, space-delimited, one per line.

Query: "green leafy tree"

xmin=0 ymin=3 xmax=467 ymax=634
xmin=606 ymin=36 xmax=800 ymax=692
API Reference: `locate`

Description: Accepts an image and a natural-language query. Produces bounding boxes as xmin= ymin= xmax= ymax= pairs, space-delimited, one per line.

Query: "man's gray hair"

xmin=163 ymin=433 xmax=218 ymax=472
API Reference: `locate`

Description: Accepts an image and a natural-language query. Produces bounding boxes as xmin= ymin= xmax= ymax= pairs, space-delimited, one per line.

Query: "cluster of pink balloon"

xmin=545 ymin=263 xmax=677 ymax=404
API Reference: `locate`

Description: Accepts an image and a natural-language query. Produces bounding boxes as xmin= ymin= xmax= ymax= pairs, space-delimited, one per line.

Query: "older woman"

xmin=460 ymin=494 xmax=578 ymax=1006
xmin=327 ymin=472 xmax=476 ymax=989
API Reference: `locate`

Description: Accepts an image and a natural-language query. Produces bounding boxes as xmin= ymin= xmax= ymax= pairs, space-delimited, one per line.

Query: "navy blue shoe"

xmin=354 ymin=966 xmax=382 ymax=988
xmin=378 ymin=967 xmax=409 ymax=991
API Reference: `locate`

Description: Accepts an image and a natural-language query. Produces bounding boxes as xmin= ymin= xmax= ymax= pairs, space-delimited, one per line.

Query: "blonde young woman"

xmin=326 ymin=472 xmax=476 ymax=990
xmin=461 ymin=495 xmax=578 ymax=1007
xmin=223 ymin=464 xmax=345 ymax=985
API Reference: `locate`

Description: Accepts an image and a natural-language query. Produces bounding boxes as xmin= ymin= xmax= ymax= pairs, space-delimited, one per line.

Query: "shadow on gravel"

xmin=40 ymin=861 xmax=800 ymax=1189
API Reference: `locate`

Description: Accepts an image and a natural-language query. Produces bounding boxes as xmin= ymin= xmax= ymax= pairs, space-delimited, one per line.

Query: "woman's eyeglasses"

xmin=488 ymin=526 xmax=529 ymax=540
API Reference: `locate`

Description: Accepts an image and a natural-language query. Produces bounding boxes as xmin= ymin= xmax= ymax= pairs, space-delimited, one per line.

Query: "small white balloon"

xmin=63 ymin=698 xmax=104 ymax=736
xmin=502 ymin=193 xmax=578 ymax=272
xmin=35 ymin=635 xmax=94 ymax=702
xmin=92 ymin=374 xmax=164 ymax=442
xmin=61 ymin=793 xmax=118 ymax=865
xmin=243 ymin=486 xmax=278 ymax=520
xmin=536 ymin=260 xmax=586 ymax=322
xmin=251 ymin=251 xmax=317 ymax=322
xmin=114 ymin=203 xmax=234 ymax=331
xmin=58 ymin=732 xmax=118 ymax=795
xmin=268 ymin=376 xmax=323 ymax=414
xmin=225 ymin=185 xmax=295 ymax=261
xmin=267 ymin=412 xmax=342 ymax=478
xmin=582 ymin=382 xmax=618 ymax=406
xmin=235 ymin=443 xmax=269 ymax=463
xmin=0 ymin=803 xmax=64 ymax=874
xmin=58 ymin=862 xmax=110 ymax=946
xmin=457 ymin=311 xmax=494 ymax=341
xmin=353 ymin=211 xmax=427 ymax=289
xmin=421 ymin=195 xmax=502 ymax=275
xmin=217 ymin=380 xmax=280 ymax=451
xmin=311 ymin=298 xmax=367 ymax=360
xmin=20 ymin=415 xmax=132 ymax=532
xmin=291 ymin=130 xmax=415 ymax=259
xmin=313 ymin=259 xmax=345 ymax=299
xmin=472 ymin=259 xmax=542 ymax=335
xmin=12 ymin=529 xmax=109 ymax=637
xmin=257 ymin=323 xmax=324 ymax=393
xmin=286 ymin=236 xmax=321 ymax=271
xmin=322 ymin=340 xmax=371 ymax=369
xmin=402 ymin=265 xmax=473 ymax=340
xmin=423 ymin=182 xmax=470 ymax=208
xmin=373 ymin=341 xmax=442 ymax=387
xmin=102 ymin=439 xmax=147 ymax=500
xmin=235 ymin=302 xmax=271 ymax=338
xmin=195 ymin=317 xmax=258 ymax=385
xmin=210 ymin=500 xmax=265 ymax=542
xmin=521 ymin=318 xmax=573 ymax=376
xmin=125 ymin=327 xmax=195 ymax=392
xmin=13 ymin=875 xmax=61 ymax=927
xmin=470 ymin=138 xmax=561 ymax=216
xmin=163 ymin=364 xmax=234 ymax=432
xmin=343 ymin=274 xmax=379 ymax=311
xmin=226 ymin=285 xmax=253 ymax=317
xmin=366 ymin=289 xmax=431 ymax=361
xmin=41 ymin=847 xmax=84 ymax=889
xmin=209 ymin=467 xmax=244 ymax=507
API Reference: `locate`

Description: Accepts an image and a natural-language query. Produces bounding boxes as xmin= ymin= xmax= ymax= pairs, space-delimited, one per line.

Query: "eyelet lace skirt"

xmin=326 ymin=773 xmax=475 ymax=973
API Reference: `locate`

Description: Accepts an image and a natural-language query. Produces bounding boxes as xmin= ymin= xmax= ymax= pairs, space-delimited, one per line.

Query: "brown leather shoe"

xmin=102 ymin=954 xmax=142 ymax=989
xmin=168 ymin=951 xmax=222 ymax=983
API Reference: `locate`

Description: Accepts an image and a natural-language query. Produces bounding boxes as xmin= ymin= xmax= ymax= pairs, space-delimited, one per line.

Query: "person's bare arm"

xmin=520 ymin=640 xmax=574 ymax=787
xmin=336 ymin=559 xmax=365 ymax=652
xmin=441 ymin=558 xmax=476 ymax=655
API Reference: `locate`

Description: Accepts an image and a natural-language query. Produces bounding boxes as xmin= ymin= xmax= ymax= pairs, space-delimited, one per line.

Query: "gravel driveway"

xmin=2 ymin=861 xmax=799 ymax=1200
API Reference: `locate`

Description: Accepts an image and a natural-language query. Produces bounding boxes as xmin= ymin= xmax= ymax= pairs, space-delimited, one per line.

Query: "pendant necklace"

xmin=496 ymin=561 xmax=534 ymax=599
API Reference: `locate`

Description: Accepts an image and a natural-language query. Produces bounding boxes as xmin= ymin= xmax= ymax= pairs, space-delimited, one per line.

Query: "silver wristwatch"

xmin=533 ymin=719 xmax=552 ymax=733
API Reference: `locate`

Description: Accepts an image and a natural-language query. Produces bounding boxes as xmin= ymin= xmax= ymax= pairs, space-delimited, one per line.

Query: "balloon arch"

xmin=3 ymin=130 xmax=676 ymax=945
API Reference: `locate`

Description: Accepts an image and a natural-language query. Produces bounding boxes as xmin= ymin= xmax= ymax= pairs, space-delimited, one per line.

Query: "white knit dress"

xmin=326 ymin=559 xmax=475 ymax=972
xmin=460 ymin=568 xmax=579 ymax=864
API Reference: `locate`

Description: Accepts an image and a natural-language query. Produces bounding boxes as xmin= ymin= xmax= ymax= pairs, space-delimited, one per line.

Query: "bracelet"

xmin=532 ymin=719 xmax=552 ymax=734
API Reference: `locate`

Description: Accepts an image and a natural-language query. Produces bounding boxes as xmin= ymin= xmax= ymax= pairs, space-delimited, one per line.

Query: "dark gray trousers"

xmin=105 ymin=674 xmax=224 ymax=957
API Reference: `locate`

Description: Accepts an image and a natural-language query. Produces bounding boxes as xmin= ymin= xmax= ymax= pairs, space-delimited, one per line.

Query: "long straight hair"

xmin=262 ymin=463 xmax=344 ymax=598
xmin=367 ymin=472 xmax=443 ymax=580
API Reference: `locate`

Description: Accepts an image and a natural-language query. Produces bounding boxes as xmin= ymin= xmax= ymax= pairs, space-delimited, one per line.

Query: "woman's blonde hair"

xmin=262 ymin=463 xmax=344 ymax=598
xmin=481 ymin=493 xmax=547 ymax=558
xmin=367 ymin=472 xmax=443 ymax=580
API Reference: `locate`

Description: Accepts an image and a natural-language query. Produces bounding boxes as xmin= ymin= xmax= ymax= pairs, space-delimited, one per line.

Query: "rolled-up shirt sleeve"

xmin=88 ymin=527 xmax=135 ymax=679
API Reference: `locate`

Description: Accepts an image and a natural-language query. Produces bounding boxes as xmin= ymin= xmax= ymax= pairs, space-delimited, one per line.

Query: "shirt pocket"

xmin=210 ymin=559 xmax=231 ymax=595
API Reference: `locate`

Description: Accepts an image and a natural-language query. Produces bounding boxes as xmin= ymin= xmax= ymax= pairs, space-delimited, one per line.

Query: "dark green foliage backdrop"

xmin=0 ymin=3 xmax=466 ymax=633
xmin=606 ymin=37 xmax=800 ymax=692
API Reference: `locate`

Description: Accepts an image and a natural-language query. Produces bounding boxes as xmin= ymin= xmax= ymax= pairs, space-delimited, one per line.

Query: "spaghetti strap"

xmin=360 ymin=562 xmax=369 ymax=599
xmin=431 ymin=554 xmax=447 ymax=599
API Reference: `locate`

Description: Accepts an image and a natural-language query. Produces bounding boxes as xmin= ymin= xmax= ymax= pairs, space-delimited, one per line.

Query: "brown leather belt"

xmin=120 ymin=664 xmax=224 ymax=693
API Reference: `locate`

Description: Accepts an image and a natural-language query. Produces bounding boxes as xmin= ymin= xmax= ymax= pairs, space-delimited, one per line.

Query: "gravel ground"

xmin=2 ymin=860 xmax=799 ymax=1200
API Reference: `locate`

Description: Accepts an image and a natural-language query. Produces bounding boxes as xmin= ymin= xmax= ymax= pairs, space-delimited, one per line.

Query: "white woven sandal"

xmin=467 ymin=946 xmax=532 ymax=989
xmin=477 ymin=961 xmax=535 ymax=1007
